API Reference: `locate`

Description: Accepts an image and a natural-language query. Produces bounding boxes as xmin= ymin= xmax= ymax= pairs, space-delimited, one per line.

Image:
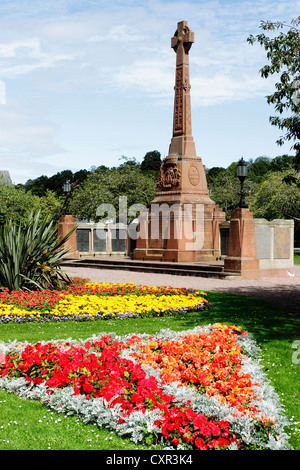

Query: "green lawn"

xmin=294 ymin=252 xmax=300 ymax=264
xmin=0 ymin=291 xmax=299 ymax=450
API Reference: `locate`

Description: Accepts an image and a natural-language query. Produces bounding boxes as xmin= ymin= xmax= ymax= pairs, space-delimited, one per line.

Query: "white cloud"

xmin=0 ymin=0 xmax=297 ymax=184
xmin=0 ymin=0 xmax=291 ymax=104
xmin=88 ymin=24 xmax=146 ymax=44
xmin=0 ymin=38 xmax=39 ymax=58
xmin=0 ymin=37 xmax=80 ymax=78
xmin=0 ymin=98 xmax=65 ymax=183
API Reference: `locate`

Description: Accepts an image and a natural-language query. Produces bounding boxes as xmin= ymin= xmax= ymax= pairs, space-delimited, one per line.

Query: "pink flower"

xmin=0 ymin=353 xmax=6 ymax=364
xmin=211 ymin=425 xmax=221 ymax=436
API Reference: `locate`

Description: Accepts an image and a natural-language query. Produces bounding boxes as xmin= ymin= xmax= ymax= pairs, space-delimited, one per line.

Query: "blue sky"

xmin=0 ymin=0 xmax=298 ymax=184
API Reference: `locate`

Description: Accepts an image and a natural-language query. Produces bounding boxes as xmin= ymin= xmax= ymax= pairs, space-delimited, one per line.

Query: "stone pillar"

xmin=224 ymin=208 xmax=259 ymax=279
xmin=169 ymin=20 xmax=196 ymax=158
xmin=58 ymin=214 xmax=80 ymax=259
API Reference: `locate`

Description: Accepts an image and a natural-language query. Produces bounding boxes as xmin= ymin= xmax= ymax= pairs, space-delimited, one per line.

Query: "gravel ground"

xmin=65 ymin=264 xmax=300 ymax=317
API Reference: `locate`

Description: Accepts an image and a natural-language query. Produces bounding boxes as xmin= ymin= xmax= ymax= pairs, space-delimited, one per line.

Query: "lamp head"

xmin=236 ymin=157 xmax=248 ymax=178
xmin=63 ymin=179 xmax=71 ymax=193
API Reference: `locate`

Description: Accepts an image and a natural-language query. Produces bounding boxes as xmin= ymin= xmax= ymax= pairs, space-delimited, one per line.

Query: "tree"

xmin=248 ymin=17 xmax=300 ymax=167
xmin=206 ymin=167 xmax=226 ymax=185
xmin=270 ymin=154 xmax=295 ymax=172
xmin=70 ymin=164 xmax=157 ymax=222
xmin=249 ymin=168 xmax=300 ymax=221
xmin=118 ymin=156 xmax=140 ymax=170
xmin=141 ymin=150 xmax=162 ymax=173
xmin=0 ymin=184 xmax=61 ymax=227
xmin=47 ymin=170 xmax=74 ymax=196
xmin=24 ymin=175 xmax=49 ymax=197
xmin=247 ymin=156 xmax=272 ymax=182
xmin=24 ymin=169 xmax=91 ymax=197
xmin=73 ymin=169 xmax=91 ymax=185
xmin=207 ymin=164 xmax=240 ymax=219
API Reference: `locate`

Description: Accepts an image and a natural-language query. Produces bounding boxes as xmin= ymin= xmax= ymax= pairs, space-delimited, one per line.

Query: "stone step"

xmin=63 ymin=258 xmax=240 ymax=280
xmin=71 ymin=257 xmax=224 ymax=271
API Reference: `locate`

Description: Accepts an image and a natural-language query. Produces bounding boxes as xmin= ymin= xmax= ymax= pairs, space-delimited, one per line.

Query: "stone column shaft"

xmin=169 ymin=20 xmax=196 ymax=157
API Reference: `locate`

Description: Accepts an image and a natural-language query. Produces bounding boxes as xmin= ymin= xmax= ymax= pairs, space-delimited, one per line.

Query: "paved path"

xmin=65 ymin=264 xmax=300 ymax=317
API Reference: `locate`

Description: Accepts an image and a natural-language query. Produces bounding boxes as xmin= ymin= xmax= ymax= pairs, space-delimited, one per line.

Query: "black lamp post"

xmin=236 ymin=157 xmax=248 ymax=208
xmin=63 ymin=179 xmax=71 ymax=215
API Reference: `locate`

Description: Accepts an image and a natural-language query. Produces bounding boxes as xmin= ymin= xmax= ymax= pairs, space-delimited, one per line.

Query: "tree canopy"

xmin=248 ymin=17 xmax=300 ymax=166
xmin=70 ymin=163 xmax=157 ymax=222
xmin=141 ymin=150 xmax=162 ymax=173
xmin=7 ymin=149 xmax=299 ymax=246
xmin=0 ymin=185 xmax=61 ymax=227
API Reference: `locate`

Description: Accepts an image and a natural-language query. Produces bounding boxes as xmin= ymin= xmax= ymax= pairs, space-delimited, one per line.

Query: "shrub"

xmin=0 ymin=210 xmax=74 ymax=291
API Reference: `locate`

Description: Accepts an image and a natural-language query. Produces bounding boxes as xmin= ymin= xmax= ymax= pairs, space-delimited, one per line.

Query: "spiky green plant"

xmin=0 ymin=210 xmax=75 ymax=291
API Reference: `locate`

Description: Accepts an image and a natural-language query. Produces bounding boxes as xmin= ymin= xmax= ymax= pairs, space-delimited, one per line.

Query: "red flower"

xmin=200 ymin=425 xmax=211 ymax=437
xmin=194 ymin=413 xmax=208 ymax=430
xmin=195 ymin=437 xmax=208 ymax=450
xmin=0 ymin=323 xmax=272 ymax=450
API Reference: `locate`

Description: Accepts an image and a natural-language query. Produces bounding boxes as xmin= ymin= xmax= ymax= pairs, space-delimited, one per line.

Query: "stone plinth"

xmin=134 ymin=155 xmax=225 ymax=262
xmin=58 ymin=214 xmax=80 ymax=259
xmin=134 ymin=20 xmax=225 ymax=262
xmin=224 ymin=208 xmax=259 ymax=279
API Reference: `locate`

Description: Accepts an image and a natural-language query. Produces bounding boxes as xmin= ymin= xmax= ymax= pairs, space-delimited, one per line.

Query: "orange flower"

xmin=131 ymin=324 xmax=260 ymax=417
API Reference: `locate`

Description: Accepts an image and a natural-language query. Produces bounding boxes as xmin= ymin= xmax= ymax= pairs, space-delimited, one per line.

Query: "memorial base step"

xmin=63 ymin=257 xmax=240 ymax=280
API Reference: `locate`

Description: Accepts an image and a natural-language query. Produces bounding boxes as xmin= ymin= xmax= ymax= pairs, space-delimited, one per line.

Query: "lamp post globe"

xmin=63 ymin=179 xmax=71 ymax=215
xmin=63 ymin=179 xmax=71 ymax=194
xmin=236 ymin=157 xmax=248 ymax=208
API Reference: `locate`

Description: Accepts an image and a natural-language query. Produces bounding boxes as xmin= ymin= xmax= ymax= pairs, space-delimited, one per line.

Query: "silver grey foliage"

xmin=0 ymin=324 xmax=291 ymax=449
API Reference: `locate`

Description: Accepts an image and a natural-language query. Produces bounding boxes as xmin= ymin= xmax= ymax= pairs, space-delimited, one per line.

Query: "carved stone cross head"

xmin=171 ymin=20 xmax=194 ymax=60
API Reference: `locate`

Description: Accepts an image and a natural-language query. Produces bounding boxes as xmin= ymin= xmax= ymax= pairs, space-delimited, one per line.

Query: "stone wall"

xmin=76 ymin=222 xmax=128 ymax=256
xmin=254 ymin=218 xmax=294 ymax=274
xmin=76 ymin=219 xmax=295 ymax=277
xmin=220 ymin=218 xmax=294 ymax=276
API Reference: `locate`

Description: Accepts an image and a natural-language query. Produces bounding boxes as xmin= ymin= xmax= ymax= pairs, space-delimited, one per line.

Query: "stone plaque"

xmin=188 ymin=165 xmax=200 ymax=186
xmin=220 ymin=227 xmax=229 ymax=256
xmin=274 ymin=227 xmax=290 ymax=259
xmin=111 ymin=228 xmax=126 ymax=252
xmin=255 ymin=226 xmax=271 ymax=259
xmin=94 ymin=229 xmax=107 ymax=252
xmin=77 ymin=229 xmax=90 ymax=252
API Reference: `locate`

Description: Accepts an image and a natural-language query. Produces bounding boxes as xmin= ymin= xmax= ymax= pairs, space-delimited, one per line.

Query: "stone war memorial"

xmin=132 ymin=20 xmax=294 ymax=279
xmin=61 ymin=20 xmax=295 ymax=281
xmin=134 ymin=21 xmax=226 ymax=263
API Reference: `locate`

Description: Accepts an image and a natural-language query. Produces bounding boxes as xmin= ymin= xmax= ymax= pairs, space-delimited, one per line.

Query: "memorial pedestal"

xmin=134 ymin=156 xmax=225 ymax=262
xmin=58 ymin=214 xmax=80 ymax=259
xmin=224 ymin=208 xmax=259 ymax=279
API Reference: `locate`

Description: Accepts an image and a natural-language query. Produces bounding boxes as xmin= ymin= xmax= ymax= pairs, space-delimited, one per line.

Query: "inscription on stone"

xmin=77 ymin=229 xmax=90 ymax=252
xmin=254 ymin=226 xmax=271 ymax=259
xmin=111 ymin=229 xmax=127 ymax=252
xmin=94 ymin=229 xmax=107 ymax=252
xmin=171 ymin=21 xmax=194 ymax=138
xmin=188 ymin=165 xmax=200 ymax=186
xmin=174 ymin=68 xmax=183 ymax=133
xmin=274 ymin=227 xmax=290 ymax=259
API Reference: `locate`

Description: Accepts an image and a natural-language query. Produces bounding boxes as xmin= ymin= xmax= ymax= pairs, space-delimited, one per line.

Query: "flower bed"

xmin=0 ymin=324 xmax=290 ymax=450
xmin=0 ymin=280 xmax=209 ymax=323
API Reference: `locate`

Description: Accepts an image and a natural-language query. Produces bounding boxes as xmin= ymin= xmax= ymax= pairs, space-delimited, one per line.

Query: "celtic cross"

xmin=169 ymin=21 xmax=196 ymax=156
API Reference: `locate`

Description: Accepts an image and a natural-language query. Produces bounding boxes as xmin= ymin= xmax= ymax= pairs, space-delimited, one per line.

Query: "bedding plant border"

xmin=0 ymin=279 xmax=210 ymax=323
xmin=0 ymin=323 xmax=291 ymax=451
xmin=2 ymin=281 xmax=296 ymax=448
